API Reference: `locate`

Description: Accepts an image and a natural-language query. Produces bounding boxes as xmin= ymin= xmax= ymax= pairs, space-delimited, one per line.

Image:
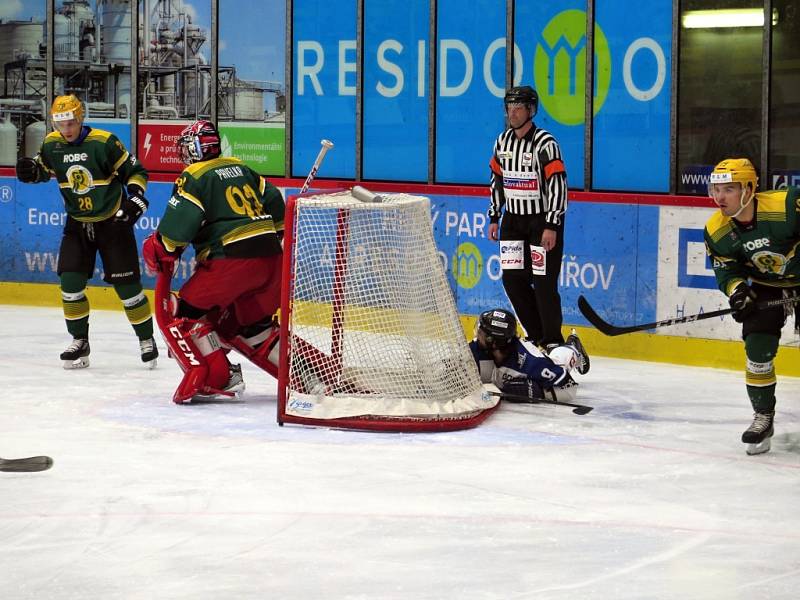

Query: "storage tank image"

xmin=0 ymin=20 xmax=41 ymax=66
xmin=0 ymin=118 xmax=18 ymax=165
xmin=24 ymin=120 xmax=46 ymax=158
xmin=101 ymin=0 xmax=133 ymax=111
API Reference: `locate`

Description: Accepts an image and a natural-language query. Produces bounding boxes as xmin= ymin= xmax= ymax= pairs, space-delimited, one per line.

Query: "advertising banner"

xmin=138 ymin=121 xmax=187 ymax=173
xmin=435 ymin=0 xmax=506 ymax=185
xmin=292 ymin=0 xmax=357 ymax=179
xmin=362 ymin=0 xmax=429 ymax=181
xmin=429 ymin=193 xmax=658 ymax=328
xmin=1 ymin=175 xmax=666 ymax=338
xmin=218 ymin=123 xmax=286 ymax=176
xmin=593 ymin=0 xmax=671 ymax=192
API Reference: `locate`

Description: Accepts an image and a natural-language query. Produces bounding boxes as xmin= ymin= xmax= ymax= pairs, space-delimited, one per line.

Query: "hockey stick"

xmin=299 ymin=139 xmax=334 ymax=194
xmin=0 ymin=455 xmax=53 ymax=472
xmin=578 ymin=294 xmax=800 ymax=337
xmin=487 ymin=391 xmax=593 ymax=415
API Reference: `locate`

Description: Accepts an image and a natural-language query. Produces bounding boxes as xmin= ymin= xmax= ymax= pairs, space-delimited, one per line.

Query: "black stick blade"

xmin=0 ymin=456 xmax=53 ymax=472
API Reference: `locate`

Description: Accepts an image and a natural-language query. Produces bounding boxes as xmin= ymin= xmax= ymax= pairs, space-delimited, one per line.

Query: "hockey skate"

xmin=139 ymin=337 xmax=159 ymax=369
xmin=742 ymin=411 xmax=774 ymax=455
xmin=566 ymin=328 xmax=590 ymax=375
xmin=60 ymin=338 xmax=90 ymax=369
xmin=192 ymin=364 xmax=245 ymax=402
xmin=548 ymin=373 xmax=579 ymax=403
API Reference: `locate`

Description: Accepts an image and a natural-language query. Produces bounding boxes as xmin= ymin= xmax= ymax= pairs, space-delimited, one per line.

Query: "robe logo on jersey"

xmin=65 ymin=165 xmax=94 ymax=195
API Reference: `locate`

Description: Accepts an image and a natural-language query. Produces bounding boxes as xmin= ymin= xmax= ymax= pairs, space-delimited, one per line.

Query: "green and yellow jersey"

xmin=158 ymin=157 xmax=285 ymax=261
xmin=704 ymin=187 xmax=800 ymax=295
xmin=33 ymin=127 xmax=148 ymax=222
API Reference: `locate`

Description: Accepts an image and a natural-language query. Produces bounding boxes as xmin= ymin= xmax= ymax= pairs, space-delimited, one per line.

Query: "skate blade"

xmin=191 ymin=382 xmax=246 ymax=402
xmin=144 ymin=358 xmax=158 ymax=370
xmin=746 ymin=438 xmax=771 ymax=455
xmin=63 ymin=357 xmax=89 ymax=370
xmin=190 ymin=389 xmax=244 ymax=402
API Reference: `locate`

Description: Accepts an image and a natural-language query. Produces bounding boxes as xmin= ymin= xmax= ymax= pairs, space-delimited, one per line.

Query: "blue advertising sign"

xmin=363 ymin=0 xmax=429 ymax=181
xmin=2 ymin=178 xmax=192 ymax=290
xmin=435 ymin=0 xmax=506 ymax=185
xmin=431 ymin=192 xmax=659 ymax=326
xmin=593 ymin=0 xmax=671 ymax=192
xmin=514 ymin=2 xmax=588 ymax=189
xmin=292 ymin=0 xmax=357 ymax=179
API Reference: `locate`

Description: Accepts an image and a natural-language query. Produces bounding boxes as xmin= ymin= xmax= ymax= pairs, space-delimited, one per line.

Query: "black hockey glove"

xmin=729 ymin=283 xmax=757 ymax=323
xmin=114 ymin=186 xmax=149 ymax=224
xmin=16 ymin=157 xmax=39 ymax=183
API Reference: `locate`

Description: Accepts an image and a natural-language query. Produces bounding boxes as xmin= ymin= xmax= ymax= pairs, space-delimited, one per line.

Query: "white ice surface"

xmin=2 ymin=305 xmax=800 ymax=600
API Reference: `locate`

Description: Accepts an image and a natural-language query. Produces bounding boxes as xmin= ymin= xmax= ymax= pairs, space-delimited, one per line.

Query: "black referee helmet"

xmin=504 ymin=85 xmax=538 ymax=116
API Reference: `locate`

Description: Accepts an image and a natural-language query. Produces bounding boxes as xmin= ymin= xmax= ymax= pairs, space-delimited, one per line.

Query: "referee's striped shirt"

xmin=489 ymin=125 xmax=568 ymax=227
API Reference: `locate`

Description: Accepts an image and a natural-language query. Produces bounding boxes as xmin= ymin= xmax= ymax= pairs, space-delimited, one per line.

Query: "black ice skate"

xmin=742 ymin=411 xmax=774 ymax=456
xmin=139 ymin=337 xmax=159 ymax=369
xmin=60 ymin=338 xmax=90 ymax=369
xmin=566 ymin=328 xmax=590 ymax=375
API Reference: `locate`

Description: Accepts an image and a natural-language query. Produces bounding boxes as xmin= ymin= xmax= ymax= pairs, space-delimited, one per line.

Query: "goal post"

xmin=277 ymin=188 xmax=499 ymax=432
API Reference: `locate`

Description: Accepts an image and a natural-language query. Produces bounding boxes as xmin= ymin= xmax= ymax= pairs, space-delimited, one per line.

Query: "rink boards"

xmin=0 ymin=172 xmax=797 ymax=375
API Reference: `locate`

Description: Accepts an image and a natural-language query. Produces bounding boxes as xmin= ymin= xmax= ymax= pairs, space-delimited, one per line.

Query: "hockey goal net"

xmin=277 ymin=187 xmax=498 ymax=431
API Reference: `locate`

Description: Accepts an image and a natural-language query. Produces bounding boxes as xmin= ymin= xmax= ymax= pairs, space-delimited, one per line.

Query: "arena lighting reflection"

xmin=682 ymin=8 xmax=779 ymax=29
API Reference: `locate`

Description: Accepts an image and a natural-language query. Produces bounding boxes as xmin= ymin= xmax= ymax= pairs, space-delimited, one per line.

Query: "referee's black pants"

xmin=499 ymin=212 xmax=564 ymax=347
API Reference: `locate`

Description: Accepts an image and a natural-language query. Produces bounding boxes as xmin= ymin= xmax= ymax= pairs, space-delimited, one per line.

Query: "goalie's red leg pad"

xmin=160 ymin=318 xmax=233 ymax=404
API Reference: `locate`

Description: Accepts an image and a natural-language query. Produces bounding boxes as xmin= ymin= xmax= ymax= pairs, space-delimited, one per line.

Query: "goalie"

xmin=470 ymin=308 xmax=589 ymax=403
xmin=143 ymin=120 xmax=285 ymax=403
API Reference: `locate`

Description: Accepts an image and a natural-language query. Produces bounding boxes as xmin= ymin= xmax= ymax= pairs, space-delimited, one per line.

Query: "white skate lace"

xmin=65 ymin=339 xmax=86 ymax=353
xmin=139 ymin=338 xmax=155 ymax=353
xmin=748 ymin=413 xmax=773 ymax=433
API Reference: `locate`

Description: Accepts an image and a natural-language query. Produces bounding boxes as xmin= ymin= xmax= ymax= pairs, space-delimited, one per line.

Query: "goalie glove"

xmin=729 ymin=283 xmax=757 ymax=323
xmin=114 ymin=185 xmax=149 ymax=224
xmin=143 ymin=232 xmax=180 ymax=273
xmin=16 ymin=157 xmax=40 ymax=183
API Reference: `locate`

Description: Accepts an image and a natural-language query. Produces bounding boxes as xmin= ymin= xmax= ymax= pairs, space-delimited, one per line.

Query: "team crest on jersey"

xmin=65 ymin=165 xmax=94 ymax=194
xmin=522 ymin=152 xmax=533 ymax=166
xmin=751 ymin=250 xmax=788 ymax=275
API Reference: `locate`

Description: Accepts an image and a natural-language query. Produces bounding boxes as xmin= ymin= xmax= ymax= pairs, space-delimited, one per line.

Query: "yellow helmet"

xmin=708 ymin=158 xmax=758 ymax=195
xmin=51 ymin=94 xmax=85 ymax=123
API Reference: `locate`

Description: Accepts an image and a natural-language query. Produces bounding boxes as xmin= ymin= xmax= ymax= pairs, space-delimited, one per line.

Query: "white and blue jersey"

xmin=469 ymin=337 xmax=569 ymax=392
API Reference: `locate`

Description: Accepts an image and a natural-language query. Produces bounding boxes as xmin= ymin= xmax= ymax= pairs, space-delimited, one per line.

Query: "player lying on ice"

xmin=143 ymin=120 xmax=285 ymax=404
xmin=470 ymin=308 xmax=590 ymax=403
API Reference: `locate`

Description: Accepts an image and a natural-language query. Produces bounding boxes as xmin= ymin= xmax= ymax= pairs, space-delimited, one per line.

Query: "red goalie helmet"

xmin=177 ymin=120 xmax=221 ymax=165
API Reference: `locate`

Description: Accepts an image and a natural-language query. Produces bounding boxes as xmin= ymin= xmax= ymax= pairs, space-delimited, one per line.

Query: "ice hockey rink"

xmin=2 ymin=305 xmax=799 ymax=600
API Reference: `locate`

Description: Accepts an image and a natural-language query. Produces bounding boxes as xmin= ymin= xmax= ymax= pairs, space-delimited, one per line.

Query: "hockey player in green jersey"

xmin=143 ymin=120 xmax=285 ymax=403
xmin=704 ymin=158 xmax=800 ymax=455
xmin=15 ymin=94 xmax=158 ymax=370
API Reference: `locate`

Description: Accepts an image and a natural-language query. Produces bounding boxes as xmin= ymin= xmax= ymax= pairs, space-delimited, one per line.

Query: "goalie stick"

xmin=578 ymin=294 xmax=800 ymax=337
xmin=299 ymin=139 xmax=334 ymax=194
xmin=0 ymin=455 xmax=53 ymax=472
xmin=486 ymin=390 xmax=593 ymax=415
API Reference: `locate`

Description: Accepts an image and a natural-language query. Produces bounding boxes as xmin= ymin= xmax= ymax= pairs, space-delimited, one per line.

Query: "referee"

xmin=487 ymin=85 xmax=568 ymax=349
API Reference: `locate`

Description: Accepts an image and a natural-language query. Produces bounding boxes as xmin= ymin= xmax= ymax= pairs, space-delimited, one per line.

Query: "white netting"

xmin=283 ymin=190 xmax=495 ymax=424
